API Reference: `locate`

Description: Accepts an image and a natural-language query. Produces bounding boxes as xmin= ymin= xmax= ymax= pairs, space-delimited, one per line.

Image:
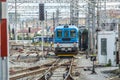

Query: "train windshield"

xmin=70 ymin=30 xmax=76 ymax=37
xmin=64 ymin=30 xmax=69 ymax=37
xmin=57 ymin=30 xmax=62 ymax=38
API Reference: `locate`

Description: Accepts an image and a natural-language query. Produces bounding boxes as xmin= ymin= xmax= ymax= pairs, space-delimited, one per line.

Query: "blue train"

xmin=54 ymin=25 xmax=79 ymax=56
xmin=32 ymin=36 xmax=53 ymax=43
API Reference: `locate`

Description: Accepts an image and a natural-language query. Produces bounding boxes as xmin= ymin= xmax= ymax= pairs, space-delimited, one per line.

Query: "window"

xmin=64 ymin=30 xmax=69 ymax=37
xmin=57 ymin=30 xmax=62 ymax=38
xmin=70 ymin=30 xmax=76 ymax=37
xmin=101 ymin=38 xmax=107 ymax=55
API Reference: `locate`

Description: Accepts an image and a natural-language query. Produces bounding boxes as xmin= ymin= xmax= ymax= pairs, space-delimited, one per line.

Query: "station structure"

xmin=0 ymin=0 xmax=120 ymax=80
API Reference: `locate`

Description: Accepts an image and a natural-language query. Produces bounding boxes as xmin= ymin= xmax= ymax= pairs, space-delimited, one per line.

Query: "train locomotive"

xmin=54 ymin=25 xmax=79 ymax=56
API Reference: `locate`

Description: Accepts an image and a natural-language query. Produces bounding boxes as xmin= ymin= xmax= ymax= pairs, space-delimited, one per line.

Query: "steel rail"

xmin=9 ymin=59 xmax=57 ymax=80
xmin=38 ymin=58 xmax=61 ymax=80
xmin=38 ymin=58 xmax=73 ymax=80
xmin=64 ymin=58 xmax=74 ymax=80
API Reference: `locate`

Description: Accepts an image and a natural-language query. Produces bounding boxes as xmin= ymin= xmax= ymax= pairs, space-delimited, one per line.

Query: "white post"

xmin=0 ymin=58 xmax=2 ymax=79
xmin=15 ymin=0 xmax=18 ymax=43
xmin=0 ymin=1 xmax=2 ymax=79
xmin=41 ymin=21 xmax=44 ymax=58
xmin=2 ymin=57 xmax=8 ymax=80
xmin=22 ymin=21 xmax=24 ymax=44
xmin=0 ymin=0 xmax=9 ymax=80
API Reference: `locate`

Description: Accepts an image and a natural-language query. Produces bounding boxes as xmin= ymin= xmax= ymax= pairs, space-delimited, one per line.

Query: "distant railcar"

xmin=79 ymin=29 xmax=88 ymax=51
xmin=33 ymin=36 xmax=53 ymax=43
xmin=54 ymin=25 xmax=79 ymax=56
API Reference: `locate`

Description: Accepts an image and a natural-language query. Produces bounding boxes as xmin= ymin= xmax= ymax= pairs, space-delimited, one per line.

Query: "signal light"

xmin=39 ymin=4 xmax=44 ymax=21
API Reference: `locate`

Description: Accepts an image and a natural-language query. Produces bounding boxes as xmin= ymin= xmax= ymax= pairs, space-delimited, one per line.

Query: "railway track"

xmin=10 ymin=62 xmax=55 ymax=75
xmin=10 ymin=58 xmax=69 ymax=80
xmin=9 ymin=59 xmax=58 ymax=80
xmin=10 ymin=57 xmax=75 ymax=80
xmin=38 ymin=58 xmax=74 ymax=80
xmin=37 ymin=58 xmax=61 ymax=80
xmin=63 ymin=58 xmax=74 ymax=80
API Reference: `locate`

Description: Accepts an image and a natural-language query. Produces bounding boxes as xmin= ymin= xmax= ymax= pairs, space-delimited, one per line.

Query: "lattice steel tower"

xmin=70 ymin=0 xmax=79 ymax=26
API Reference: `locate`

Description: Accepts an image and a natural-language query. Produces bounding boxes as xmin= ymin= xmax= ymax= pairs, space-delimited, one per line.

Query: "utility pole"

xmin=45 ymin=11 xmax=49 ymax=46
xmin=22 ymin=21 xmax=24 ymax=44
xmin=87 ymin=3 xmax=91 ymax=55
xmin=86 ymin=9 xmax=90 ymax=55
xmin=8 ymin=24 xmax=11 ymax=40
xmin=15 ymin=0 xmax=18 ymax=43
xmin=87 ymin=0 xmax=96 ymax=54
xmin=97 ymin=0 xmax=101 ymax=29
xmin=118 ymin=23 xmax=120 ymax=77
xmin=45 ymin=11 xmax=47 ymax=36
xmin=56 ymin=9 xmax=59 ymax=26
xmin=100 ymin=0 xmax=107 ymax=30
xmin=119 ymin=19 xmax=120 ymax=75
xmin=96 ymin=0 xmax=102 ymax=54
xmin=53 ymin=12 xmax=55 ymax=29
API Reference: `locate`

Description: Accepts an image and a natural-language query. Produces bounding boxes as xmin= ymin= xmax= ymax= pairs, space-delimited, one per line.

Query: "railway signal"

xmin=39 ymin=4 xmax=44 ymax=21
xmin=90 ymin=55 xmax=96 ymax=74
xmin=39 ymin=3 xmax=45 ymax=59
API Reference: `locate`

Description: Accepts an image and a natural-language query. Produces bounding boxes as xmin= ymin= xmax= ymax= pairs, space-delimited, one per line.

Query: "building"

xmin=97 ymin=31 xmax=118 ymax=66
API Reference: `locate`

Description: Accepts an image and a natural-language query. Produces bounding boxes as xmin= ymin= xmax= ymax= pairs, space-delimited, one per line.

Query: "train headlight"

xmin=73 ymin=42 xmax=77 ymax=47
xmin=57 ymin=43 xmax=59 ymax=47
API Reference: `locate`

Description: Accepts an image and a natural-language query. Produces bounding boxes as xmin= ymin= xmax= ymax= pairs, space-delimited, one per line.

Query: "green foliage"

xmin=24 ymin=36 xmax=32 ymax=40
xmin=35 ymin=34 xmax=41 ymax=37
xmin=108 ymin=59 xmax=111 ymax=66
xmin=17 ymin=36 xmax=22 ymax=40
xmin=105 ymin=59 xmax=111 ymax=67
xmin=90 ymin=53 xmax=97 ymax=56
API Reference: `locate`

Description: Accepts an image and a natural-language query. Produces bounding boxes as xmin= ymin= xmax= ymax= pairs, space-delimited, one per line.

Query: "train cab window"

xmin=57 ymin=30 xmax=62 ymax=38
xmin=64 ymin=30 xmax=69 ymax=37
xmin=70 ymin=30 xmax=76 ymax=37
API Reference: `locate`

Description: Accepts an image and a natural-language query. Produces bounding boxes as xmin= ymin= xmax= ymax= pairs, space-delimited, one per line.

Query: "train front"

xmin=54 ymin=25 xmax=79 ymax=56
